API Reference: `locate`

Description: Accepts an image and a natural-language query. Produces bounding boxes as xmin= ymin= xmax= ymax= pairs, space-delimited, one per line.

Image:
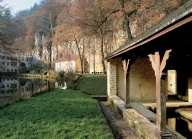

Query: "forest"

xmin=0 ymin=0 xmax=185 ymax=73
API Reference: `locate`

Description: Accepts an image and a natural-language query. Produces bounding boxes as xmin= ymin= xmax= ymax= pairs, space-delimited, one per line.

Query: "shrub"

xmin=56 ymin=70 xmax=76 ymax=88
xmin=43 ymin=71 xmax=47 ymax=75
xmin=56 ymin=71 xmax=65 ymax=86
xmin=65 ymin=70 xmax=76 ymax=83
xmin=48 ymin=70 xmax=56 ymax=77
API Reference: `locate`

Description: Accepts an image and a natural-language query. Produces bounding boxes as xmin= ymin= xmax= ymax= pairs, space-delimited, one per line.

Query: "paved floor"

xmin=131 ymin=101 xmax=192 ymax=123
xmin=131 ymin=102 xmax=156 ymax=122
xmin=99 ymin=101 xmax=138 ymax=139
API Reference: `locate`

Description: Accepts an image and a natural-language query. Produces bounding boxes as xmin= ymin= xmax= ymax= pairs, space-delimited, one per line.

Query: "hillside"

xmin=73 ymin=74 xmax=107 ymax=95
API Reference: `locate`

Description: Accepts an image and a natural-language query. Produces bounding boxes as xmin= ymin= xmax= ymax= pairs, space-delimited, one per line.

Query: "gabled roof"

xmin=105 ymin=1 xmax=192 ymax=60
xmin=55 ymin=54 xmax=79 ymax=62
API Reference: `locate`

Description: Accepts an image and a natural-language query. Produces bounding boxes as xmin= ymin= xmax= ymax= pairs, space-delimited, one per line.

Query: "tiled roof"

xmin=105 ymin=1 xmax=192 ymax=59
xmin=55 ymin=54 xmax=79 ymax=62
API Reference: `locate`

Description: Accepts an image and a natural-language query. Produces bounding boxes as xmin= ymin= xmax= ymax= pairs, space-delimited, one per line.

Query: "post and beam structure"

xmin=122 ymin=59 xmax=132 ymax=108
xmin=148 ymin=50 xmax=172 ymax=138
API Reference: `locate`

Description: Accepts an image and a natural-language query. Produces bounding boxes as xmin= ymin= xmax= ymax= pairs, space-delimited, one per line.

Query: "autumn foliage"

xmin=1 ymin=0 xmax=185 ymax=73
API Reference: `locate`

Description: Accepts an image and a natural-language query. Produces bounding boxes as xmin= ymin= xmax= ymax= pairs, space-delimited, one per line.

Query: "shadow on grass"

xmin=74 ymin=75 xmax=107 ymax=95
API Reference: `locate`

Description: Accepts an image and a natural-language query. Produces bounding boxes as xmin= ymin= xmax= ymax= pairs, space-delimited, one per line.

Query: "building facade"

xmin=0 ymin=52 xmax=32 ymax=73
xmin=106 ymin=1 xmax=192 ymax=139
xmin=55 ymin=54 xmax=89 ymax=73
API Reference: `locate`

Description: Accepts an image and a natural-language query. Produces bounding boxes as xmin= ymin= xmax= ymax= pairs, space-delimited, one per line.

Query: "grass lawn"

xmin=0 ymin=89 xmax=113 ymax=139
xmin=74 ymin=74 xmax=107 ymax=95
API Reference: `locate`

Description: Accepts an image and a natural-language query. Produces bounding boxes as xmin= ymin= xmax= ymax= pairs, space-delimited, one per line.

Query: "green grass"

xmin=74 ymin=74 xmax=107 ymax=95
xmin=0 ymin=89 xmax=113 ymax=139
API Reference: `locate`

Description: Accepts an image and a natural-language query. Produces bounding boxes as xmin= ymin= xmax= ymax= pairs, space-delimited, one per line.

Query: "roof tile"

xmin=55 ymin=54 xmax=79 ymax=62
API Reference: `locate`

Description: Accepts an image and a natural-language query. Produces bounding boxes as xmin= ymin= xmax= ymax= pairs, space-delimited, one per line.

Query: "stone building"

xmin=0 ymin=52 xmax=32 ymax=73
xmin=106 ymin=1 xmax=192 ymax=139
xmin=55 ymin=54 xmax=89 ymax=73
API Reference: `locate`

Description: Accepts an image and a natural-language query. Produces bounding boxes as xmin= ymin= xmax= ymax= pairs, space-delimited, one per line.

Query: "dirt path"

xmin=98 ymin=101 xmax=138 ymax=139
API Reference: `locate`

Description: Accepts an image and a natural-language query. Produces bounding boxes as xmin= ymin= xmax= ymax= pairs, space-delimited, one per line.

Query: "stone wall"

xmin=129 ymin=57 xmax=156 ymax=102
xmin=107 ymin=59 xmax=117 ymax=96
xmin=167 ymin=70 xmax=177 ymax=94
xmin=108 ymin=56 xmax=192 ymax=102
xmin=107 ymin=56 xmax=157 ymax=102
xmin=116 ymin=57 xmax=125 ymax=100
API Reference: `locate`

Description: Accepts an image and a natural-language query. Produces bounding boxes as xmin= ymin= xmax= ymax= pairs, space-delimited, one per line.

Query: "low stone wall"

xmin=108 ymin=95 xmax=160 ymax=139
xmin=166 ymin=126 xmax=186 ymax=139
xmin=175 ymin=108 xmax=192 ymax=121
xmin=108 ymin=95 xmax=187 ymax=139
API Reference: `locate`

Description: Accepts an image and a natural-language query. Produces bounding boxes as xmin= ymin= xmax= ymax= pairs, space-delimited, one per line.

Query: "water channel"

xmin=167 ymin=109 xmax=192 ymax=138
xmin=0 ymin=77 xmax=55 ymax=108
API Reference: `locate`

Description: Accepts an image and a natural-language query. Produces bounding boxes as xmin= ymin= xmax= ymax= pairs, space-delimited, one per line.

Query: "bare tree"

xmin=73 ymin=0 xmax=122 ymax=73
xmin=0 ymin=1 xmax=17 ymax=48
xmin=53 ymin=1 xmax=87 ymax=74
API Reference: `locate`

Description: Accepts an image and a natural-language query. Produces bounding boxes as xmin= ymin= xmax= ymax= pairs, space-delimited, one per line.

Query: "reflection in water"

xmin=0 ymin=77 xmax=55 ymax=107
xmin=167 ymin=111 xmax=192 ymax=138
xmin=168 ymin=118 xmax=176 ymax=131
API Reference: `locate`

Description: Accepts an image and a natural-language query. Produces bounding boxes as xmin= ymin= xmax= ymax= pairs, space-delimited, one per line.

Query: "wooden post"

xmin=161 ymin=74 xmax=172 ymax=138
xmin=122 ymin=59 xmax=131 ymax=108
xmin=126 ymin=71 xmax=131 ymax=108
xmin=148 ymin=50 xmax=172 ymax=138
xmin=161 ymin=78 xmax=166 ymax=131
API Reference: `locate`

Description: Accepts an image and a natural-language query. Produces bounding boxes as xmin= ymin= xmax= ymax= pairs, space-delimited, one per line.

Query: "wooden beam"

xmin=160 ymin=50 xmax=172 ymax=77
xmin=148 ymin=50 xmax=172 ymax=132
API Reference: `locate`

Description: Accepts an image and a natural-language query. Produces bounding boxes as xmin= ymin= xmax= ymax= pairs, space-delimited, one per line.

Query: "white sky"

xmin=2 ymin=0 xmax=41 ymax=14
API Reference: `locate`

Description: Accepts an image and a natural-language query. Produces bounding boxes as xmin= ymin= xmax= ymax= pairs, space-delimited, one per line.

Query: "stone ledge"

xmin=108 ymin=95 xmax=160 ymax=139
xmin=175 ymin=108 xmax=192 ymax=121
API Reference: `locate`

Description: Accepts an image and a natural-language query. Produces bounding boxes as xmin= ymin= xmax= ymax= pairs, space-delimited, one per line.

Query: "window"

xmin=11 ymin=61 xmax=17 ymax=66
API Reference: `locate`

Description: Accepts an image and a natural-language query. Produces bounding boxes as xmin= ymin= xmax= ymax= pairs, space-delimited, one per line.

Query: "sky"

xmin=2 ymin=0 xmax=41 ymax=14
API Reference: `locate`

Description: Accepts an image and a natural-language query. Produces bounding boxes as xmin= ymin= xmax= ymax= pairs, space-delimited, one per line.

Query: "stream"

xmin=167 ymin=109 xmax=192 ymax=138
xmin=0 ymin=77 xmax=55 ymax=107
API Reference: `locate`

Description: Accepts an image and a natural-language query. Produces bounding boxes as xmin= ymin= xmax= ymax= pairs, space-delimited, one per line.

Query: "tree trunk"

xmin=68 ymin=23 xmax=85 ymax=74
xmin=74 ymin=38 xmax=84 ymax=74
xmin=49 ymin=43 xmax=52 ymax=70
xmin=124 ymin=16 xmax=132 ymax=41
xmin=119 ymin=0 xmax=133 ymax=41
xmin=48 ymin=12 xmax=53 ymax=70
xmin=99 ymin=29 xmax=106 ymax=74
xmin=80 ymin=39 xmax=85 ymax=74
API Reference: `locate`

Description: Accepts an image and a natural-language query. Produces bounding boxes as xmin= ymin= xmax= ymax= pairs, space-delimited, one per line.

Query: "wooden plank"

xmin=148 ymin=54 xmax=156 ymax=74
xmin=160 ymin=50 xmax=172 ymax=77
